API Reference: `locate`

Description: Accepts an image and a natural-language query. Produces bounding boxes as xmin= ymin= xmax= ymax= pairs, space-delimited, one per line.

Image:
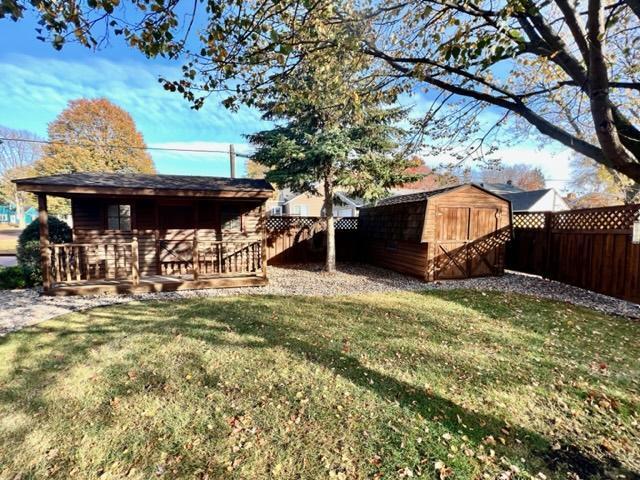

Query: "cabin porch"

xmin=14 ymin=172 xmax=274 ymax=296
xmin=44 ymin=238 xmax=267 ymax=296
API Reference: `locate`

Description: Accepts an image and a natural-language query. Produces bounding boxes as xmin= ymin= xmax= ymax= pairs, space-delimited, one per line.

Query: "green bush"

xmin=0 ymin=266 xmax=28 ymax=289
xmin=17 ymin=216 xmax=72 ymax=285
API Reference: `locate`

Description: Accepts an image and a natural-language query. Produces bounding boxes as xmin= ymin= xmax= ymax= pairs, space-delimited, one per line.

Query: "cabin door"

xmin=434 ymin=206 xmax=500 ymax=280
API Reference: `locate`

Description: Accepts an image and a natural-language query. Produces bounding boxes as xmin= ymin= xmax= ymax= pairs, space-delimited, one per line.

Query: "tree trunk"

xmin=15 ymin=193 xmax=25 ymax=229
xmin=323 ymin=177 xmax=336 ymax=273
xmin=587 ymin=0 xmax=638 ymax=174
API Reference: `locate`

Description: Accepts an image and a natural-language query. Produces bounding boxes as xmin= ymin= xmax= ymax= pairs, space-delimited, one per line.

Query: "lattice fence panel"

xmin=513 ymin=212 xmax=547 ymax=230
xmin=552 ymin=205 xmax=640 ymax=231
xmin=266 ymin=216 xmax=358 ymax=231
xmin=335 ymin=217 xmax=358 ymax=230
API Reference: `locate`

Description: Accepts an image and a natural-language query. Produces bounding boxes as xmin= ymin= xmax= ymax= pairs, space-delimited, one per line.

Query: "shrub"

xmin=0 ymin=266 xmax=28 ymax=289
xmin=17 ymin=216 xmax=72 ymax=284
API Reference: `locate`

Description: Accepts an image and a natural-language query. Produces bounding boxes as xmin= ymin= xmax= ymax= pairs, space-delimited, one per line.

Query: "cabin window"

xmin=221 ymin=205 xmax=243 ymax=231
xmin=107 ymin=204 xmax=132 ymax=231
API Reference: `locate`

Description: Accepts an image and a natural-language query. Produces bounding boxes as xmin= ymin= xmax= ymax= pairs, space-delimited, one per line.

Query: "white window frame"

xmin=291 ymin=205 xmax=308 ymax=216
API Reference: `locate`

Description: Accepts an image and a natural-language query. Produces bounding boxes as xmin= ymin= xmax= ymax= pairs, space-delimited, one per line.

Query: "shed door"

xmin=468 ymin=208 xmax=499 ymax=277
xmin=434 ymin=207 xmax=470 ymax=279
xmin=434 ymin=206 xmax=501 ymax=279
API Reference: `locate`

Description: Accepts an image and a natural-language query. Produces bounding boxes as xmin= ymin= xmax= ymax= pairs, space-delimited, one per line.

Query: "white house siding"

xmin=531 ymin=190 xmax=569 ymax=212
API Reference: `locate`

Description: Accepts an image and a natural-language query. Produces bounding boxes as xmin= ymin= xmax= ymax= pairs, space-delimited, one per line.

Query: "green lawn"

xmin=0 ymin=291 xmax=638 ymax=479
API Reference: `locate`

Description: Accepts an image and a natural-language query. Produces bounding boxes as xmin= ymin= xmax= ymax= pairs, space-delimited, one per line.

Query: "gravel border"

xmin=1 ymin=263 xmax=638 ymax=335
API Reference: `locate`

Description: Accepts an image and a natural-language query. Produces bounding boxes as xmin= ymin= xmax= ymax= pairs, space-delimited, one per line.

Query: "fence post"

xmin=131 ymin=237 xmax=140 ymax=286
xmin=261 ymin=204 xmax=268 ymax=278
xmin=543 ymin=212 xmax=553 ymax=279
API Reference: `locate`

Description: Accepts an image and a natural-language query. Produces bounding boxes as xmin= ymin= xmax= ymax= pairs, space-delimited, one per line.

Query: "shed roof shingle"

xmin=362 ymin=183 xmax=510 ymax=208
xmin=14 ymin=172 xmax=273 ymax=194
xmin=364 ymin=185 xmax=463 ymax=207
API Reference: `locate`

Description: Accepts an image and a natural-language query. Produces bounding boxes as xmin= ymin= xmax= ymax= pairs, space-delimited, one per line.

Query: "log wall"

xmin=71 ymin=196 xmax=263 ymax=276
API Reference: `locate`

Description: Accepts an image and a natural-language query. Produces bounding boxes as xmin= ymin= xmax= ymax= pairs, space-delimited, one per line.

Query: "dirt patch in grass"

xmin=0 ymin=291 xmax=638 ymax=479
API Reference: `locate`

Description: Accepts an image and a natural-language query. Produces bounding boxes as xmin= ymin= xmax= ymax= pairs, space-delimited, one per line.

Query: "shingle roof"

xmin=502 ymin=189 xmax=550 ymax=211
xmin=364 ymin=185 xmax=462 ymax=207
xmin=362 ymin=183 xmax=511 ymax=208
xmin=14 ymin=172 xmax=273 ymax=193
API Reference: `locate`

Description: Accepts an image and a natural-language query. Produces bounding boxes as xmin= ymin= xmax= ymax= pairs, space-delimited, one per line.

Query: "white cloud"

xmin=149 ymin=141 xmax=254 ymax=156
xmin=421 ymin=144 xmax=574 ymax=191
xmin=491 ymin=145 xmax=574 ymax=191
xmin=148 ymin=141 xmax=255 ymax=176
xmin=0 ymin=52 xmax=577 ymax=185
xmin=0 ymin=53 xmax=269 ymax=148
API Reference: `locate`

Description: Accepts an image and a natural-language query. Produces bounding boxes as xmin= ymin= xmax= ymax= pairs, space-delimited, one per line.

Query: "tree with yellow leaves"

xmin=37 ymin=98 xmax=155 ymax=176
xmin=35 ymin=98 xmax=155 ymax=214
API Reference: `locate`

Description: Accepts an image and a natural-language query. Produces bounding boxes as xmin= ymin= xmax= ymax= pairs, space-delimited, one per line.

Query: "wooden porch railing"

xmin=48 ymin=238 xmax=264 ymax=286
xmin=48 ymin=239 xmax=139 ymax=286
xmin=158 ymin=240 xmax=263 ymax=278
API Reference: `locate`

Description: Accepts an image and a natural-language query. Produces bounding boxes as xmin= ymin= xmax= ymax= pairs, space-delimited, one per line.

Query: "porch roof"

xmin=14 ymin=172 xmax=274 ymax=199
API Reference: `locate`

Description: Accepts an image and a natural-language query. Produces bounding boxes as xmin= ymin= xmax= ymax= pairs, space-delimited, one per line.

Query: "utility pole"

xmin=229 ymin=144 xmax=236 ymax=178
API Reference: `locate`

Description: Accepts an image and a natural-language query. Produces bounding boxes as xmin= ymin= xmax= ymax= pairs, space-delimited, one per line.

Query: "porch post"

xmin=131 ymin=237 xmax=140 ymax=286
xmin=37 ymin=193 xmax=51 ymax=292
xmin=193 ymin=201 xmax=199 ymax=280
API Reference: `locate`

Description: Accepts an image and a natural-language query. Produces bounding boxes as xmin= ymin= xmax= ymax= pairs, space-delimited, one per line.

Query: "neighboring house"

xmin=267 ymin=188 xmax=362 ymax=217
xmin=0 ymin=204 xmax=38 ymax=225
xmin=479 ymin=181 xmax=569 ymax=212
xmin=501 ymin=189 xmax=570 ymax=212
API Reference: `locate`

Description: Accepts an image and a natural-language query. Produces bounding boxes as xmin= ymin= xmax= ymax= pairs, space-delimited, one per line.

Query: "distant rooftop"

xmin=501 ymin=189 xmax=563 ymax=212
xmin=478 ymin=182 xmax=525 ymax=195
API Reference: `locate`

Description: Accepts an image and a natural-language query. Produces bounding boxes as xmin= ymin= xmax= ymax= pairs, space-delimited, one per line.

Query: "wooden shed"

xmin=14 ymin=172 xmax=274 ymax=295
xmin=358 ymin=184 xmax=512 ymax=281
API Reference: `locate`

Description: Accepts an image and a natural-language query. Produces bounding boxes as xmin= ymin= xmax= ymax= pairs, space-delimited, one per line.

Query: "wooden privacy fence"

xmin=506 ymin=205 xmax=640 ymax=303
xmin=265 ymin=216 xmax=358 ymax=264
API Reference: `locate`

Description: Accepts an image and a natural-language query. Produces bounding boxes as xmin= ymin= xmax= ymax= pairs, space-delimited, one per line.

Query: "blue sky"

xmin=0 ymin=14 xmax=574 ymax=188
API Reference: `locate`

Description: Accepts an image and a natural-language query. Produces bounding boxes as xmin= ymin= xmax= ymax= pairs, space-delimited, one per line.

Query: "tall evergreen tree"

xmin=248 ymin=53 xmax=418 ymax=272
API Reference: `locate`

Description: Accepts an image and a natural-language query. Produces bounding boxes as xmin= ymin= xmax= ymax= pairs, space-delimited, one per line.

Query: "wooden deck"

xmin=45 ymin=273 xmax=268 ymax=296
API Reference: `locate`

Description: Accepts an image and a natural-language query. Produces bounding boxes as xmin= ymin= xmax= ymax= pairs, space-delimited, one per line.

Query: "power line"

xmin=0 ymin=137 xmax=253 ymax=159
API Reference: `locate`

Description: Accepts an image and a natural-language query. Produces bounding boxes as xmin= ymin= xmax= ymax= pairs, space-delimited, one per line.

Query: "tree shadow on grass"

xmin=0 ymin=294 xmax=637 ymax=479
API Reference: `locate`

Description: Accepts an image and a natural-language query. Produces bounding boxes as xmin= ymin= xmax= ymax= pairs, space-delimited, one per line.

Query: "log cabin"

xmin=358 ymin=184 xmax=512 ymax=281
xmin=14 ymin=172 xmax=274 ymax=295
